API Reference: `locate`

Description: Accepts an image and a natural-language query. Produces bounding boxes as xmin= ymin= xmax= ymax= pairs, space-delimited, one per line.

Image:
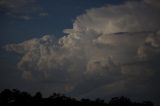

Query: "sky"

xmin=0 ymin=0 xmax=160 ymax=105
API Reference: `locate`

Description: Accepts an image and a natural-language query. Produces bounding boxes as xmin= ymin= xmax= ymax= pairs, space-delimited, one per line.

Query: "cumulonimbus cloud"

xmin=4 ymin=0 xmax=160 ymax=103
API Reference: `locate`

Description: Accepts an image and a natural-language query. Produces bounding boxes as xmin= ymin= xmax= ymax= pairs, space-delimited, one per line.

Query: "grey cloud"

xmin=0 ymin=0 xmax=47 ymax=20
xmin=138 ymin=31 xmax=160 ymax=60
xmin=5 ymin=35 xmax=61 ymax=80
xmin=4 ymin=0 xmax=160 ymax=105
xmin=39 ymin=12 xmax=48 ymax=17
xmin=144 ymin=0 xmax=160 ymax=7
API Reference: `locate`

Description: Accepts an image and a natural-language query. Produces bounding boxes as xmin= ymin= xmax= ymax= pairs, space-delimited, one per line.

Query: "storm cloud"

xmin=4 ymin=0 xmax=160 ymax=104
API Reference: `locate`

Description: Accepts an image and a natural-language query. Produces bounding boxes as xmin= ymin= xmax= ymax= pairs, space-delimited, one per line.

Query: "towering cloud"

xmin=4 ymin=0 xmax=160 ymax=104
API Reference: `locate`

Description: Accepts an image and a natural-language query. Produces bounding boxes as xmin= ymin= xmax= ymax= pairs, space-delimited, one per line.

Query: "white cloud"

xmin=4 ymin=0 xmax=160 ymax=104
xmin=71 ymin=1 xmax=160 ymax=35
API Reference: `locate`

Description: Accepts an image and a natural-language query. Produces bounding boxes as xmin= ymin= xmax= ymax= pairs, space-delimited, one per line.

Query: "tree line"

xmin=0 ymin=89 xmax=153 ymax=106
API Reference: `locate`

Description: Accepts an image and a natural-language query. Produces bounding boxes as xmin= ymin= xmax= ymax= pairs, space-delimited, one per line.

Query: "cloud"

xmin=39 ymin=12 xmax=48 ymax=17
xmin=4 ymin=0 xmax=160 ymax=105
xmin=138 ymin=31 xmax=160 ymax=60
xmin=143 ymin=0 xmax=160 ymax=7
xmin=0 ymin=0 xmax=48 ymax=20
xmin=5 ymin=35 xmax=60 ymax=79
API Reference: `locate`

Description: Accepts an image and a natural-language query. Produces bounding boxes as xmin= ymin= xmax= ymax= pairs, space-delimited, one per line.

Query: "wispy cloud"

xmin=144 ymin=0 xmax=160 ymax=7
xmin=0 ymin=0 xmax=48 ymax=20
xmin=39 ymin=12 xmax=48 ymax=17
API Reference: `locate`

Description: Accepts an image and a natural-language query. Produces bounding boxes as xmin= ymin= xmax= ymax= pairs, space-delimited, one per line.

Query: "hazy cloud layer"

xmin=0 ymin=0 xmax=48 ymax=20
xmin=144 ymin=0 xmax=160 ymax=7
xmin=5 ymin=0 xmax=160 ymax=104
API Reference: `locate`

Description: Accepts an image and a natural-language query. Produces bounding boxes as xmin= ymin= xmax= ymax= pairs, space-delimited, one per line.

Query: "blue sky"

xmin=0 ymin=0 xmax=125 ymax=45
xmin=0 ymin=0 xmax=125 ymax=62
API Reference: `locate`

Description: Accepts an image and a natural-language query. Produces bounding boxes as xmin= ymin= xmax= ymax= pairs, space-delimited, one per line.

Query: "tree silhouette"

xmin=0 ymin=89 xmax=13 ymax=105
xmin=109 ymin=96 xmax=132 ymax=106
xmin=142 ymin=101 xmax=154 ymax=106
xmin=0 ymin=89 xmax=154 ymax=106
